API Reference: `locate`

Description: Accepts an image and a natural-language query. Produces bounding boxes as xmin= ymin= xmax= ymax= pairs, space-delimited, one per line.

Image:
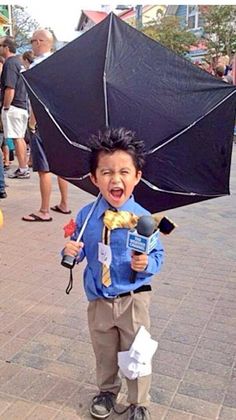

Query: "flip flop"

xmin=22 ymin=213 xmax=53 ymax=222
xmin=50 ymin=205 xmax=72 ymax=214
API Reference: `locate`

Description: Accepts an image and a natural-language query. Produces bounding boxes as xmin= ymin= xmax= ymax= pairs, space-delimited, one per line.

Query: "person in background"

xmin=21 ymin=50 xmax=35 ymax=168
xmin=215 ymin=64 xmax=233 ymax=84
xmin=0 ymin=55 xmax=10 ymax=171
xmin=0 ymin=75 xmax=6 ymax=199
xmin=0 ymin=36 xmax=29 ymax=179
xmin=0 ymin=55 xmax=8 ymax=173
xmin=0 ymin=131 xmax=6 ymax=198
xmin=22 ymin=50 xmax=34 ymax=69
xmin=22 ymin=29 xmax=70 ymax=222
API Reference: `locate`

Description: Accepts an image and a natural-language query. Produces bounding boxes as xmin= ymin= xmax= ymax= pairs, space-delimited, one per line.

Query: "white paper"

xmin=118 ymin=326 xmax=158 ymax=380
xmin=118 ymin=351 xmax=138 ymax=380
xmin=98 ymin=242 xmax=112 ymax=267
xmin=118 ymin=351 xmax=153 ymax=380
xmin=130 ymin=338 xmax=158 ymax=364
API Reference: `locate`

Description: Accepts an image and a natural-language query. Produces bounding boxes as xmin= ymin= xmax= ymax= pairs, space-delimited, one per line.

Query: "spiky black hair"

xmin=89 ymin=127 xmax=146 ymax=175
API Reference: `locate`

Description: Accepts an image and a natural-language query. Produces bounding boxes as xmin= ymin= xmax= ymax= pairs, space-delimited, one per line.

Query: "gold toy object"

xmin=0 ymin=209 xmax=3 ymax=228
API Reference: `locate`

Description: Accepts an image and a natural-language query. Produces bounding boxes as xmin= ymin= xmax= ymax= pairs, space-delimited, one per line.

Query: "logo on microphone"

xmin=127 ymin=229 xmax=159 ymax=254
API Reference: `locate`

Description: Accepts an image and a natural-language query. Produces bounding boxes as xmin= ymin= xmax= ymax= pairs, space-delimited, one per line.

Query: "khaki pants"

xmin=87 ymin=291 xmax=151 ymax=406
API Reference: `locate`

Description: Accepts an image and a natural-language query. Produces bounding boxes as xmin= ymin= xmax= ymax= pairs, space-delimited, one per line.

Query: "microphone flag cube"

xmin=127 ymin=229 xmax=159 ymax=254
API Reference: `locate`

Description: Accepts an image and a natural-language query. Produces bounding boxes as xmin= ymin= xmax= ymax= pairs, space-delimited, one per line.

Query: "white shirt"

xmin=30 ymin=52 xmax=52 ymax=69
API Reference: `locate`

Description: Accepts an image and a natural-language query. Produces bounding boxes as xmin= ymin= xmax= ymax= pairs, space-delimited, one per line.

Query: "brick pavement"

xmin=0 ymin=147 xmax=235 ymax=420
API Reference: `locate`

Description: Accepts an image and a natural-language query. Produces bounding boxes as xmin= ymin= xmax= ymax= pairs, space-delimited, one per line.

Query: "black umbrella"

xmin=22 ymin=13 xmax=236 ymax=213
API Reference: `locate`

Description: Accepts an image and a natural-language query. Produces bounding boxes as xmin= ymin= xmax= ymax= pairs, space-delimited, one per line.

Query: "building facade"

xmin=0 ymin=5 xmax=12 ymax=36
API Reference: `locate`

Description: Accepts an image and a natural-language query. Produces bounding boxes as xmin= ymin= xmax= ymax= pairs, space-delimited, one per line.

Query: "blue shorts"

xmin=30 ymin=130 xmax=49 ymax=172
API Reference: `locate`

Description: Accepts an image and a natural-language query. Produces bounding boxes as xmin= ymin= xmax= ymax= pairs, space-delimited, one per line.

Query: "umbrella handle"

xmin=61 ymin=254 xmax=76 ymax=269
xmin=61 ymin=193 xmax=102 ymax=269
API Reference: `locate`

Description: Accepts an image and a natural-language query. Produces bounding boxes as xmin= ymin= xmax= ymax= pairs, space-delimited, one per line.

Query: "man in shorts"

xmin=0 ymin=36 xmax=29 ymax=179
xmin=22 ymin=29 xmax=70 ymax=222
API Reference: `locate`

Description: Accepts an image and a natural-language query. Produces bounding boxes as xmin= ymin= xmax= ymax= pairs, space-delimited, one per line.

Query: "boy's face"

xmin=90 ymin=150 xmax=142 ymax=208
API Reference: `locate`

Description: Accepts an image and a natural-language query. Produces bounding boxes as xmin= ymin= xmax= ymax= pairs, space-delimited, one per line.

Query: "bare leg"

xmin=2 ymin=144 xmax=9 ymax=166
xmin=13 ymin=138 xmax=27 ymax=169
xmin=56 ymin=177 xmax=70 ymax=212
xmin=39 ymin=171 xmax=52 ymax=216
xmin=0 ymin=149 xmax=6 ymax=193
xmin=22 ymin=171 xmax=52 ymax=221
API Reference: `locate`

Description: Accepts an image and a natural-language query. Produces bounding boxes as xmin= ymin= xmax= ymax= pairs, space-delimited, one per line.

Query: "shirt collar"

xmin=96 ymin=195 xmax=136 ymax=219
xmin=37 ymin=52 xmax=52 ymax=60
xmin=30 ymin=52 xmax=52 ymax=68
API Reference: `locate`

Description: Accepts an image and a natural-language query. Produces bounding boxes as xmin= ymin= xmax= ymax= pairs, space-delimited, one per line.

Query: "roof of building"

xmin=118 ymin=5 xmax=154 ymax=20
xmin=77 ymin=10 xmax=108 ymax=31
xmin=165 ymin=5 xmax=179 ymax=16
xmin=0 ymin=11 xmax=9 ymax=25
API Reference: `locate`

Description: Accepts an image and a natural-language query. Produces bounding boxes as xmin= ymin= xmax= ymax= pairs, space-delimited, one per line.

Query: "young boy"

xmin=63 ymin=128 xmax=164 ymax=420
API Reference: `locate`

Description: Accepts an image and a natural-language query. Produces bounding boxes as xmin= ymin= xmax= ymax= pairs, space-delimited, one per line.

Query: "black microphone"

xmin=130 ymin=215 xmax=157 ymax=283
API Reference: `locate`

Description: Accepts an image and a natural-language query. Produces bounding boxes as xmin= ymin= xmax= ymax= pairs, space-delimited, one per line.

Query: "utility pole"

xmin=135 ymin=5 xmax=142 ymax=30
xmin=8 ymin=4 xmax=13 ymax=36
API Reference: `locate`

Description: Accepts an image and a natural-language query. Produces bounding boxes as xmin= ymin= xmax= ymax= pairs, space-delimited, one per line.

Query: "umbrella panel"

xmin=24 ymin=13 xmax=236 ymax=212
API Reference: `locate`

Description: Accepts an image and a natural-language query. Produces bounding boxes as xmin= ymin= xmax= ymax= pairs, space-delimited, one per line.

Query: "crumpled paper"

xmin=118 ymin=326 xmax=158 ymax=380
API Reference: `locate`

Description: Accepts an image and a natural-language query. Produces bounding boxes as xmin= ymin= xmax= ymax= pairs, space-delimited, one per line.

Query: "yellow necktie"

xmin=101 ymin=210 xmax=139 ymax=287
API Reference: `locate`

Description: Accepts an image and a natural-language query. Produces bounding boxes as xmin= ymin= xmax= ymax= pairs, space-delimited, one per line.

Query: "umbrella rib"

xmin=148 ymin=89 xmax=236 ymax=154
xmin=63 ymin=173 xmax=91 ymax=181
xmin=141 ymin=177 xmax=224 ymax=197
xmin=21 ymin=73 xmax=91 ymax=152
xmin=103 ymin=13 xmax=113 ymax=128
xmin=75 ymin=193 xmax=102 ymax=243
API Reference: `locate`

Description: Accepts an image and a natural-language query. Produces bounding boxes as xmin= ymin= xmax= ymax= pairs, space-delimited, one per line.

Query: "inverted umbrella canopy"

xmin=22 ymin=13 xmax=236 ymax=213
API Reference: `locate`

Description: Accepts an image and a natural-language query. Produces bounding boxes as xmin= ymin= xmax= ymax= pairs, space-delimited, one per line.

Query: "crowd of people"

xmin=0 ymin=31 xmax=71 ymax=219
xmin=195 ymin=55 xmax=235 ymax=84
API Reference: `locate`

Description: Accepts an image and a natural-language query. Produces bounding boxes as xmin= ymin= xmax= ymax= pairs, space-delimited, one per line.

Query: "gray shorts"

xmin=1 ymin=105 xmax=28 ymax=138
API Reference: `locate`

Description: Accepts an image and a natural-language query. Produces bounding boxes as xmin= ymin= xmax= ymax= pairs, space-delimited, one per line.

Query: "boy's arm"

xmin=63 ymin=240 xmax=84 ymax=263
xmin=141 ymin=237 xmax=164 ymax=276
xmin=145 ymin=247 xmax=164 ymax=275
xmin=62 ymin=212 xmax=86 ymax=263
xmin=3 ymin=87 xmax=15 ymax=109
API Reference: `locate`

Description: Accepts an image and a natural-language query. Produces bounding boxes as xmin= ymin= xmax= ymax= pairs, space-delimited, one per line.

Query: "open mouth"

xmin=110 ymin=188 xmax=123 ymax=199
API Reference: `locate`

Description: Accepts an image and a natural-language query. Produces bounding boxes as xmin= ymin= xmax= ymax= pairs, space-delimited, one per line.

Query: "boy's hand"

xmin=64 ymin=240 xmax=84 ymax=257
xmin=131 ymin=251 xmax=148 ymax=272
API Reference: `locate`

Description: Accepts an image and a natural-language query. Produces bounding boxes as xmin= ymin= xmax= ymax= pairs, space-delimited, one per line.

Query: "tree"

xmin=11 ymin=5 xmax=39 ymax=51
xmin=142 ymin=16 xmax=197 ymax=56
xmin=201 ymin=5 xmax=236 ymax=60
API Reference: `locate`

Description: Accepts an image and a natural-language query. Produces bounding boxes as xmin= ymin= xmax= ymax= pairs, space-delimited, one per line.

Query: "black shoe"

xmin=128 ymin=405 xmax=151 ymax=420
xmin=0 ymin=191 xmax=7 ymax=199
xmin=90 ymin=391 xmax=116 ymax=419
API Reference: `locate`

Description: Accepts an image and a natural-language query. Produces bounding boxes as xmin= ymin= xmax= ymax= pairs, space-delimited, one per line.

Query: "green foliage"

xmin=11 ymin=5 xmax=39 ymax=50
xmin=142 ymin=16 xmax=197 ymax=56
xmin=201 ymin=5 xmax=236 ymax=58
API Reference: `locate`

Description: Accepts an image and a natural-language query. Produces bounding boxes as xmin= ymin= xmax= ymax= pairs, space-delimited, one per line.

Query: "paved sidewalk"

xmin=0 ymin=147 xmax=236 ymax=420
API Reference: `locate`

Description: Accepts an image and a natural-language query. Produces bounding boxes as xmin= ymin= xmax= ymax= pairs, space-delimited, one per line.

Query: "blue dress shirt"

xmin=71 ymin=195 xmax=164 ymax=301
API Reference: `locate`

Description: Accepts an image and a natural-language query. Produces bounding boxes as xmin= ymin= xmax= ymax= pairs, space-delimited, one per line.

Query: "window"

xmin=187 ymin=5 xmax=202 ymax=30
xmin=188 ymin=16 xmax=195 ymax=29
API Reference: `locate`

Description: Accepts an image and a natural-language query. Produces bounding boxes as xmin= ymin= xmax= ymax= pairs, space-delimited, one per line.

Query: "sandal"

xmin=22 ymin=213 xmax=53 ymax=222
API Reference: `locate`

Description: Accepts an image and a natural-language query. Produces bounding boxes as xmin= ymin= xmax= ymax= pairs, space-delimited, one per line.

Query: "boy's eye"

xmin=121 ymin=170 xmax=129 ymax=175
